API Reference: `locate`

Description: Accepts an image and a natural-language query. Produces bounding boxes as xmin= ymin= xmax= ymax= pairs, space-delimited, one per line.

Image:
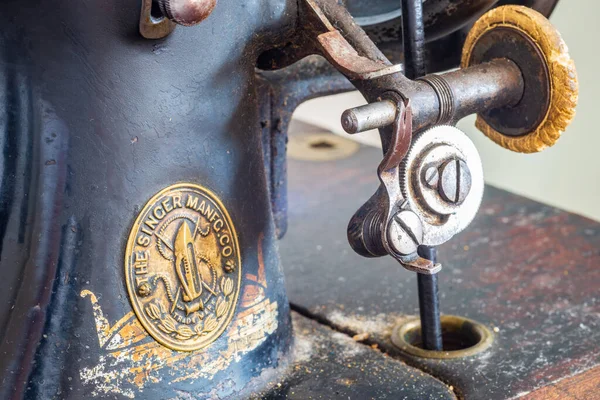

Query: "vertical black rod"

xmin=402 ymin=0 xmax=442 ymax=351
xmin=417 ymin=247 xmax=443 ymax=350
xmin=401 ymin=0 xmax=427 ymax=79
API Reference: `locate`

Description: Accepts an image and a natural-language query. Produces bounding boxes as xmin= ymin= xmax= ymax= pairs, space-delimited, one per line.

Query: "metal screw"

xmin=157 ymin=0 xmax=217 ymax=26
xmin=422 ymin=166 xmax=439 ymax=188
xmin=388 ymin=210 xmax=423 ymax=255
xmin=438 ymin=158 xmax=472 ymax=205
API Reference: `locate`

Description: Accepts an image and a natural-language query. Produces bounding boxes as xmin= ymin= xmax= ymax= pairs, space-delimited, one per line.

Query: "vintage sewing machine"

xmin=1 ymin=0 xmax=595 ymax=399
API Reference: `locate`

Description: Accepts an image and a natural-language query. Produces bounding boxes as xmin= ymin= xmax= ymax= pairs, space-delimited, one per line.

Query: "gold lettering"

xmin=173 ymin=195 xmax=182 ymax=209
xmin=162 ymin=198 xmax=173 ymax=213
xmin=145 ymin=214 xmax=159 ymax=230
xmin=153 ymin=206 xmax=166 ymax=220
xmin=214 ymin=219 xmax=223 ymax=232
xmin=205 ymin=204 xmax=214 ymax=220
xmin=126 ymin=184 xmax=241 ymax=351
xmin=220 ymin=234 xmax=230 ymax=246
xmin=172 ymin=314 xmax=194 ymax=325
xmin=135 ymin=264 xmax=146 ymax=274
xmin=136 ymin=251 xmax=149 ymax=262
xmin=136 ymin=234 xmax=151 ymax=247
xmin=186 ymin=195 xmax=199 ymax=210
xmin=134 ymin=251 xmax=149 ymax=275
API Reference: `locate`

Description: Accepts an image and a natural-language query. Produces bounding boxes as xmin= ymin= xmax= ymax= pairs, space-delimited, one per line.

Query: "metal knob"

xmin=462 ymin=5 xmax=577 ymax=153
xmin=438 ymin=158 xmax=472 ymax=205
xmin=387 ymin=210 xmax=423 ymax=256
xmin=157 ymin=0 xmax=217 ymax=26
xmin=341 ymin=100 xmax=397 ymax=134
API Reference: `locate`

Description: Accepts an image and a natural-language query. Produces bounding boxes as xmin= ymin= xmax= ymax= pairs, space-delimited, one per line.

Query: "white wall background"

xmin=293 ymin=1 xmax=600 ymax=221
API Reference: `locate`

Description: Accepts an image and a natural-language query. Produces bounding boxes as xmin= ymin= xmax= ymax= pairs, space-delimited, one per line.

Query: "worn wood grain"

xmin=521 ymin=366 xmax=600 ymax=400
xmin=281 ymin=123 xmax=600 ymax=399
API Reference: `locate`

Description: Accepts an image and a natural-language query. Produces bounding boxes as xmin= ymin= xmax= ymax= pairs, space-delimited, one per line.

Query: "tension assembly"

xmin=138 ymin=0 xmax=578 ymax=353
xmin=346 ymin=99 xmax=484 ymax=274
xmin=295 ymin=0 xmax=578 ymax=351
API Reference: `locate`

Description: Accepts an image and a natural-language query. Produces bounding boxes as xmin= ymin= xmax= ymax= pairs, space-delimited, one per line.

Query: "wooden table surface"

xmin=280 ymin=122 xmax=600 ymax=399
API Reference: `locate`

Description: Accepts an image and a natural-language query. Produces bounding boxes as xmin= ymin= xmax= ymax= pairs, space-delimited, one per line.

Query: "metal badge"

xmin=125 ymin=183 xmax=241 ymax=351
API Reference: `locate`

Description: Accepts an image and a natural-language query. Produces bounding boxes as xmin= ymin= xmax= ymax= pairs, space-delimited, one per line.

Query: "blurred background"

xmin=293 ymin=0 xmax=598 ymax=221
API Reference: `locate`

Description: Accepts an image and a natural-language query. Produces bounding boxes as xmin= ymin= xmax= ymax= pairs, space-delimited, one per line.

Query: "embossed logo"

xmin=125 ymin=183 xmax=241 ymax=351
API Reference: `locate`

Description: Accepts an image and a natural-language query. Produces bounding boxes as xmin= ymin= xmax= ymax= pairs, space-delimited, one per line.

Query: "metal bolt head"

xmin=388 ymin=210 xmax=423 ymax=255
xmin=137 ymin=282 xmax=152 ymax=297
xmin=438 ymin=158 xmax=472 ymax=205
xmin=422 ymin=165 xmax=439 ymax=188
xmin=157 ymin=0 xmax=217 ymax=26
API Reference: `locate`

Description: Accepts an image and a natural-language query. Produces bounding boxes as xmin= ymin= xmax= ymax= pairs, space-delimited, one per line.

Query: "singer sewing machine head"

xmin=0 ymin=0 xmax=581 ymax=398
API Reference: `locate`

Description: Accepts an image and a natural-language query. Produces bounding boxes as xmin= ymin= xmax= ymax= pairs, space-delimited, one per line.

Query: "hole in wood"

xmin=309 ymin=140 xmax=336 ymax=149
xmin=391 ymin=315 xmax=493 ymax=359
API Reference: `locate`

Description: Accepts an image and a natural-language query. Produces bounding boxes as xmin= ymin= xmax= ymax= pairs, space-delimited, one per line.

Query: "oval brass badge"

xmin=125 ymin=183 xmax=241 ymax=351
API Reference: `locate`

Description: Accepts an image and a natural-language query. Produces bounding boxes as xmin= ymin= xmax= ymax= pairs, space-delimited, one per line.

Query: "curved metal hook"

xmin=377 ymin=98 xmax=441 ymax=274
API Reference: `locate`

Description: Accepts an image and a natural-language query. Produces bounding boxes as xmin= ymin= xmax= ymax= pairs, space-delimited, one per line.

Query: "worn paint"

xmin=79 ymin=265 xmax=278 ymax=397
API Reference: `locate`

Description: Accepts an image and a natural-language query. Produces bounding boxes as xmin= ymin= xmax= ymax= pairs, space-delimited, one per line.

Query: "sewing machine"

xmin=1 ymin=1 xmax=595 ymax=399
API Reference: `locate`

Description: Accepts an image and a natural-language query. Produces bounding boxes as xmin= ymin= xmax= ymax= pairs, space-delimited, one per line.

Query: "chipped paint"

xmin=79 ymin=269 xmax=278 ymax=397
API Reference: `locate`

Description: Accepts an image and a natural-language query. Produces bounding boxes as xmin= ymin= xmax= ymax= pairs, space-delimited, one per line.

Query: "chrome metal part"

xmin=438 ymin=158 xmax=471 ymax=205
xmin=376 ymin=101 xmax=441 ymax=275
xmin=417 ymin=74 xmax=455 ymax=125
xmin=339 ymin=60 xmax=524 ymax=134
xmin=341 ymin=100 xmax=397 ymax=134
xmin=422 ymin=166 xmax=439 ymax=188
xmin=399 ymin=125 xmax=483 ymax=246
xmin=388 ymin=210 xmax=423 ymax=255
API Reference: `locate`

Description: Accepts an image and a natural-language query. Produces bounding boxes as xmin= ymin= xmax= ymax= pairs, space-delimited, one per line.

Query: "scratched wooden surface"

xmin=280 ymin=123 xmax=600 ymax=399
xmin=245 ymin=313 xmax=456 ymax=399
xmin=522 ymin=365 xmax=600 ymax=400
